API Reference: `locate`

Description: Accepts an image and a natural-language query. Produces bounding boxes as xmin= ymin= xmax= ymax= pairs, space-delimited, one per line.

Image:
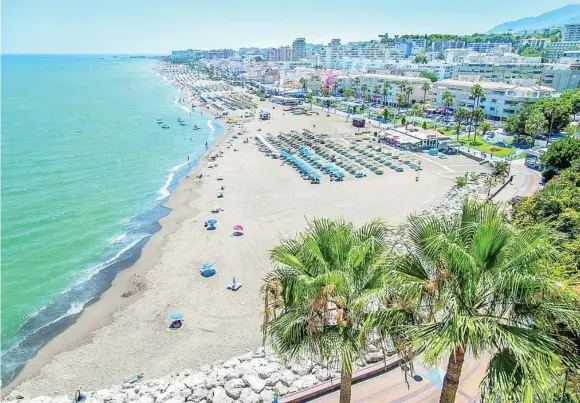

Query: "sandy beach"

xmin=5 ymin=79 xmax=488 ymax=397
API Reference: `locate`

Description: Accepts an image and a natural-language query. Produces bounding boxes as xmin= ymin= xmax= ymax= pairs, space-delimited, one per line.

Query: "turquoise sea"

xmin=1 ymin=55 xmax=222 ymax=384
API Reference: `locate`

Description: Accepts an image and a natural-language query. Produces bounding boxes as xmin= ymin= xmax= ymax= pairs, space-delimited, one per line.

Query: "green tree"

xmin=471 ymin=108 xmax=485 ymax=140
xmin=372 ymin=85 xmax=381 ymax=98
xmin=373 ymin=200 xmax=579 ymax=403
xmin=421 ymin=82 xmax=432 ymax=110
xmin=401 ymin=115 xmax=407 ymax=128
xmin=332 ymin=82 xmax=339 ymax=96
xmin=261 ymin=218 xmax=391 ymax=403
xmin=486 ymin=160 xmax=510 ymax=197
xmin=405 ymin=85 xmax=414 ymax=106
xmin=413 ymin=54 xmax=429 ymax=64
xmin=471 ymin=84 xmax=485 ymax=109
xmin=381 ymin=80 xmax=391 ymax=105
xmin=455 ymin=108 xmax=470 ymax=142
xmin=411 ymin=103 xmax=425 ymax=118
xmin=381 ymin=108 xmax=393 ymax=123
xmin=479 ymin=120 xmax=492 ymax=137
xmin=360 ymin=83 xmax=368 ymax=98
xmin=543 ymin=99 xmax=565 ymax=145
xmin=342 ymin=88 xmax=355 ymax=98
xmin=422 ymin=121 xmax=428 ymax=130
xmin=442 ymin=91 xmax=455 ymax=111
xmin=305 ymin=94 xmax=313 ymax=110
xmin=299 ymin=77 xmax=308 ymax=92
xmin=419 ymin=72 xmax=438 ymax=82
xmin=353 ymin=77 xmax=361 ymax=97
xmin=396 ymin=93 xmax=407 ymax=111
xmin=525 ymin=111 xmax=548 ymax=147
xmin=541 ymin=137 xmax=580 ymax=171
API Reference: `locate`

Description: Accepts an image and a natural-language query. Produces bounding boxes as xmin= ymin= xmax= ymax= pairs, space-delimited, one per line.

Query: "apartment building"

xmin=292 ymin=38 xmax=306 ymax=61
xmin=432 ymin=79 xmax=555 ymax=120
xmin=562 ymin=24 xmax=580 ymax=42
xmin=432 ymin=41 xmax=465 ymax=52
xmin=467 ymin=42 xmax=512 ymax=53
xmin=544 ymin=41 xmax=580 ymax=60
xmin=542 ymin=67 xmax=580 ymax=93
xmin=519 ymin=38 xmax=551 ymax=48
xmin=335 ymin=74 xmax=431 ymax=105
xmin=278 ymin=46 xmax=292 ymax=62
xmin=453 ymin=63 xmax=545 ymax=82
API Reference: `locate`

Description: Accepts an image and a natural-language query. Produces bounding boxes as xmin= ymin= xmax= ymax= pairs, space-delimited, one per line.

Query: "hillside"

xmin=488 ymin=4 xmax=580 ymax=33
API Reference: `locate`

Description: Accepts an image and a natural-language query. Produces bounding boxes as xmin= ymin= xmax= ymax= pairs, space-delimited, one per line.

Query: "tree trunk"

xmin=339 ymin=366 xmax=353 ymax=403
xmin=439 ymin=347 xmax=466 ymax=403
xmin=547 ymin=114 xmax=555 ymax=146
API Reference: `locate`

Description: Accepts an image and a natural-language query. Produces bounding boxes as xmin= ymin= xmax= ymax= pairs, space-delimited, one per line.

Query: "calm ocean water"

xmin=1 ymin=55 xmax=222 ymax=384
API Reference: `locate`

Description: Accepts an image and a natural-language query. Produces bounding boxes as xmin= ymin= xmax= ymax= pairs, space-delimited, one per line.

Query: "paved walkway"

xmin=314 ymin=355 xmax=488 ymax=403
xmin=492 ymin=159 xmax=542 ymax=202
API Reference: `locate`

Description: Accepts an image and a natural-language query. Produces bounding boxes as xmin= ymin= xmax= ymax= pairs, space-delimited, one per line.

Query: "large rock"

xmin=365 ymin=351 xmax=384 ymax=364
xmin=290 ymin=363 xmax=312 ymax=376
xmin=291 ymin=374 xmax=318 ymax=390
xmin=222 ymin=358 xmax=240 ymax=369
xmin=207 ymin=387 xmax=232 ymax=403
xmin=264 ymin=372 xmax=281 ymax=387
xmin=272 ymin=382 xmax=288 ymax=396
xmin=237 ymin=352 xmax=254 ymax=362
xmin=187 ymin=387 xmax=209 ymax=402
xmin=242 ymin=374 xmax=266 ymax=394
xmin=278 ymin=370 xmax=296 ymax=387
xmin=260 ymin=389 xmax=275 ymax=403
xmin=251 ymin=347 xmax=265 ymax=358
xmin=256 ymin=363 xmax=281 ymax=380
xmin=223 ymin=368 xmax=242 ymax=381
xmin=223 ymin=379 xmax=245 ymax=400
xmin=314 ymin=368 xmax=331 ymax=382
xmin=184 ymin=373 xmax=208 ymax=389
xmin=138 ymin=395 xmax=155 ymax=403
xmin=238 ymin=389 xmax=261 ymax=403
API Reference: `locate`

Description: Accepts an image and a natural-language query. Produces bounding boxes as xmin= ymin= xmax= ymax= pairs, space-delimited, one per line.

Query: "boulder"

xmin=138 ymin=395 xmax=155 ymax=403
xmin=187 ymin=387 xmax=209 ymax=403
xmin=242 ymin=374 xmax=266 ymax=394
xmin=223 ymin=379 xmax=245 ymax=400
xmin=208 ymin=387 xmax=232 ymax=403
xmin=264 ymin=373 xmax=281 ymax=387
xmin=222 ymin=358 xmax=240 ymax=369
xmin=272 ymin=382 xmax=288 ymax=396
xmin=184 ymin=373 xmax=209 ymax=389
xmin=238 ymin=389 xmax=261 ymax=403
xmin=278 ymin=370 xmax=296 ymax=387
xmin=223 ymin=368 xmax=242 ymax=381
xmin=365 ymin=351 xmax=384 ymax=364
xmin=291 ymin=374 xmax=318 ymax=390
xmin=290 ymin=363 xmax=312 ymax=376
xmin=256 ymin=363 xmax=281 ymax=380
xmin=237 ymin=352 xmax=253 ymax=362
xmin=199 ymin=365 xmax=211 ymax=374
xmin=259 ymin=389 xmax=274 ymax=403
xmin=251 ymin=347 xmax=265 ymax=359
xmin=314 ymin=368 xmax=331 ymax=382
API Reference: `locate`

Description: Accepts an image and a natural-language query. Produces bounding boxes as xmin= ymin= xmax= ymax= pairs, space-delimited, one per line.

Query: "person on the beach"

xmin=75 ymin=388 xmax=86 ymax=402
xmin=169 ymin=319 xmax=183 ymax=329
xmin=205 ymin=141 xmax=208 ymax=150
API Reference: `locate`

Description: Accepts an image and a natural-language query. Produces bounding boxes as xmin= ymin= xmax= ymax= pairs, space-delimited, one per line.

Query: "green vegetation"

xmin=455 ymin=176 xmax=467 ymax=187
xmin=542 ymin=137 xmax=580 ymax=171
xmin=506 ymin=88 xmax=580 ymax=143
xmin=261 ymin=218 xmax=391 ymax=403
xmin=419 ymin=72 xmax=437 ymax=82
xmin=413 ymin=54 xmax=428 ymax=64
xmin=458 ymin=135 xmax=514 ymax=157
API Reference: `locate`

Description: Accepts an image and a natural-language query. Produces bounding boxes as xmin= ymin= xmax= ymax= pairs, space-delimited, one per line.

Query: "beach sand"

xmin=6 ymin=96 xmax=486 ymax=397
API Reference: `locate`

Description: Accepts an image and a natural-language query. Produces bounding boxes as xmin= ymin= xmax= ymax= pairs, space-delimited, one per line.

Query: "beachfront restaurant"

xmin=271 ymin=96 xmax=302 ymax=106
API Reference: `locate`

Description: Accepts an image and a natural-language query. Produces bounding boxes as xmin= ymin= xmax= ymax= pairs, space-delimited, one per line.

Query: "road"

xmin=314 ymin=355 xmax=488 ymax=403
xmin=492 ymin=159 xmax=542 ymax=202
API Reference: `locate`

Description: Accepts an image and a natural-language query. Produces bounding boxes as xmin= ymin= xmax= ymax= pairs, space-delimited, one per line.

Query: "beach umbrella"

xmin=169 ymin=312 xmax=184 ymax=320
xmin=207 ymin=219 xmax=218 ymax=225
xmin=234 ymin=225 xmax=244 ymax=231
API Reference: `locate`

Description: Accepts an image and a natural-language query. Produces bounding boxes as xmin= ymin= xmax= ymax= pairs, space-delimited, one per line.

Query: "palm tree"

xmin=364 ymin=94 xmax=372 ymax=117
xmin=471 ymin=108 xmax=485 ymax=140
xmin=372 ymin=85 xmax=381 ymax=99
xmin=332 ymin=82 xmax=339 ymax=97
xmin=371 ymin=200 xmax=578 ymax=403
xmin=544 ymin=100 xmax=564 ymax=145
xmin=479 ymin=120 xmax=492 ymax=138
xmin=467 ymin=84 xmax=485 ymax=136
xmin=405 ymin=85 xmax=413 ymax=107
xmin=381 ymin=82 xmax=390 ymax=106
xmin=305 ymin=93 xmax=313 ymax=110
xmin=442 ymin=91 xmax=455 ymax=112
xmin=360 ymin=84 xmax=368 ymax=99
xmin=455 ymin=107 xmax=469 ymax=142
xmin=396 ymin=93 xmax=407 ymax=113
xmin=353 ymin=77 xmax=361 ymax=97
xmin=421 ymin=82 xmax=431 ymax=111
xmin=525 ymin=110 xmax=548 ymax=146
xmin=299 ymin=77 xmax=308 ymax=92
xmin=381 ymin=108 xmax=393 ymax=124
xmin=261 ymin=218 xmax=391 ymax=403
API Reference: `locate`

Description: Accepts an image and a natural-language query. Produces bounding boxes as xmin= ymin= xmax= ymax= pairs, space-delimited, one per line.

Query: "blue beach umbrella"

xmin=207 ymin=219 xmax=217 ymax=225
xmin=169 ymin=312 xmax=184 ymax=320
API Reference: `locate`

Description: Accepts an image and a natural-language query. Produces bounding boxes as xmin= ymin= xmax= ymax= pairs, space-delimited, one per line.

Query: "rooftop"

xmin=433 ymin=79 xmax=555 ymax=92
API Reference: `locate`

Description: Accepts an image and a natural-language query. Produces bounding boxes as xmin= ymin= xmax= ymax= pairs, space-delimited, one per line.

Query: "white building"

xmin=292 ymin=38 xmax=306 ymax=61
xmin=335 ymin=74 xmax=431 ymax=105
xmin=544 ymin=41 xmax=580 ymax=60
xmin=467 ymin=42 xmax=512 ymax=53
xmin=432 ymin=79 xmax=556 ymax=120
xmin=562 ymin=24 xmax=580 ymax=42
xmin=519 ymin=38 xmax=551 ymax=48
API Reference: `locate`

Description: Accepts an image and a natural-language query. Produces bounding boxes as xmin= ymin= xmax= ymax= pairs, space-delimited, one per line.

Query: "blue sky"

xmin=1 ymin=0 xmax=576 ymax=54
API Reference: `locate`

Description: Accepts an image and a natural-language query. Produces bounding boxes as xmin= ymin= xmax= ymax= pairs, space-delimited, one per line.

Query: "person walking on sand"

xmin=205 ymin=141 xmax=208 ymax=150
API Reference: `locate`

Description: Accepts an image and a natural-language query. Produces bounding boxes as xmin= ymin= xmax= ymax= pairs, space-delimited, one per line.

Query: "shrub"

xmin=456 ymin=176 xmax=467 ymax=187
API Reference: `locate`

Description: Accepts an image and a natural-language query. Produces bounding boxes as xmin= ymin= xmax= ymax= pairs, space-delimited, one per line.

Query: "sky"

xmin=1 ymin=0 xmax=577 ymax=54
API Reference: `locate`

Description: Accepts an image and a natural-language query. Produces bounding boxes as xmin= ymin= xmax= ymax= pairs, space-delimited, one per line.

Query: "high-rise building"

xmin=292 ymin=38 xmax=306 ymax=60
xmin=562 ymin=24 xmax=580 ymax=42
xmin=267 ymin=48 xmax=279 ymax=62
xmin=278 ymin=46 xmax=292 ymax=61
xmin=329 ymin=39 xmax=341 ymax=48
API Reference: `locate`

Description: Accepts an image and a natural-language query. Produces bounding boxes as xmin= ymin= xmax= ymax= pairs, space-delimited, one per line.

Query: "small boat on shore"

xmin=161 ymin=124 xmax=170 ymax=129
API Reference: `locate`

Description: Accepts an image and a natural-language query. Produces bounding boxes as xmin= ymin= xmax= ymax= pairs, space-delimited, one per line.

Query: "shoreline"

xmin=1 ymin=77 xmax=233 ymax=391
xmin=5 ymin=66 xmax=491 ymax=397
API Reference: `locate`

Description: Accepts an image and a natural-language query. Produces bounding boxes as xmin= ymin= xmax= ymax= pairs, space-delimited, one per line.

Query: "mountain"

xmin=487 ymin=4 xmax=580 ymax=33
